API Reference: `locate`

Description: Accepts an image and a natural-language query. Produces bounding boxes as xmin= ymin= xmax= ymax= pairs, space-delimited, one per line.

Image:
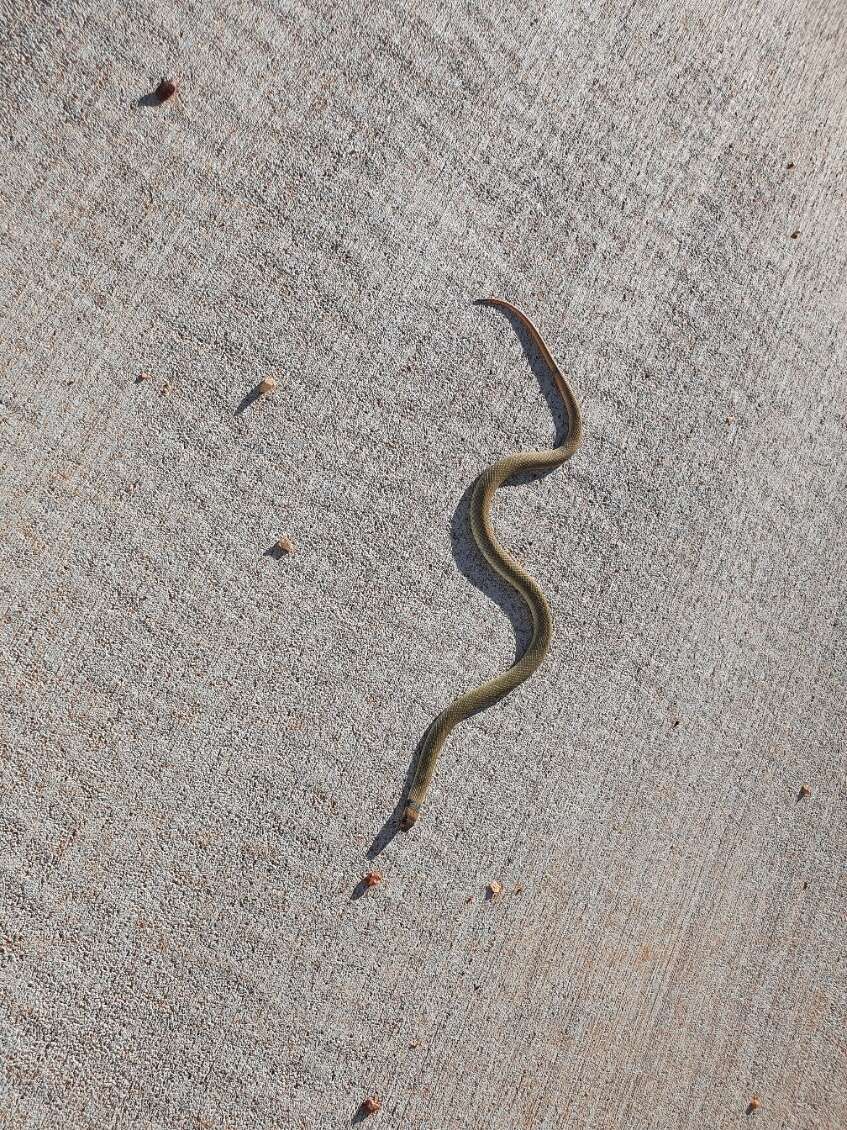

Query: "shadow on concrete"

xmin=351 ymin=1099 xmax=379 ymax=1124
xmin=235 ymin=384 xmax=264 ymax=415
xmin=349 ymin=877 xmax=371 ymax=901
xmin=137 ymin=86 xmax=172 ymax=108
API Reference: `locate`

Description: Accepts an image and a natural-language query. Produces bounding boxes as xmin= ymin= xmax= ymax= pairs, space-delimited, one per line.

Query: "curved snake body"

xmin=401 ymin=298 xmax=582 ymax=830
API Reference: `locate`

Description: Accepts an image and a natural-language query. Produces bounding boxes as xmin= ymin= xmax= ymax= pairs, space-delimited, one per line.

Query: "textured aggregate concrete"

xmin=1 ymin=2 xmax=845 ymax=1128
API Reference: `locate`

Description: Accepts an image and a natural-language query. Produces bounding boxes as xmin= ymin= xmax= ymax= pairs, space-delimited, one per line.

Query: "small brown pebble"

xmin=798 ymin=783 xmax=812 ymax=799
xmin=258 ymin=376 xmax=278 ymax=395
xmin=790 ymin=230 xmax=800 ymax=239
xmin=486 ymin=880 xmax=502 ymax=899
xmin=161 ymin=381 xmax=172 ymax=396
xmin=135 ymin=371 xmax=151 ymax=384
xmin=747 ymin=1095 xmax=761 ymax=1112
xmin=513 ymin=883 xmax=524 ymax=895
xmin=275 ymin=536 xmax=295 ymax=554
xmin=362 ymin=871 xmax=382 ymax=888
xmin=408 ymin=1039 xmax=420 ymax=1049
xmin=725 ymin=415 xmax=735 ymax=424
xmin=155 ymin=78 xmax=177 ymax=102
xmin=362 ymin=1095 xmax=381 ymax=1115
xmin=786 ymin=161 xmax=795 ymax=169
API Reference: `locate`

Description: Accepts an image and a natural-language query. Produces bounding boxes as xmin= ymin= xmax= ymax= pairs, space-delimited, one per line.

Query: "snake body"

xmin=400 ymin=297 xmax=582 ymax=831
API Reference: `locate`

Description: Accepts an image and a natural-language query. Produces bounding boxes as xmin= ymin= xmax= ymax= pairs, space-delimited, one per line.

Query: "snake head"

xmin=400 ymin=803 xmax=419 ymax=832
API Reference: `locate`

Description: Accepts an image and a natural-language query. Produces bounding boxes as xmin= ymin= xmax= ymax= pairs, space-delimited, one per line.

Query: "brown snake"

xmin=401 ymin=297 xmax=582 ymax=830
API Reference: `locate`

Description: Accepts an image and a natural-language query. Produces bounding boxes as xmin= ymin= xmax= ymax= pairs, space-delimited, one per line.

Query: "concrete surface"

xmin=0 ymin=2 xmax=845 ymax=1128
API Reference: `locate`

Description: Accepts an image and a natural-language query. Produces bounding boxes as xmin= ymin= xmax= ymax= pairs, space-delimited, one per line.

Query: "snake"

xmin=400 ymin=297 xmax=582 ymax=831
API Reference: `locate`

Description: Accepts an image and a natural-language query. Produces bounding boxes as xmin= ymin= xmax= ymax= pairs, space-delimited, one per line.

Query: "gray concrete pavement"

xmin=0 ymin=2 xmax=845 ymax=1127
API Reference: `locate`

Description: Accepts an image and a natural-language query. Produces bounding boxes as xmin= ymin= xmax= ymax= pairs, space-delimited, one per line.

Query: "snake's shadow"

xmin=365 ymin=300 xmax=571 ymax=859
